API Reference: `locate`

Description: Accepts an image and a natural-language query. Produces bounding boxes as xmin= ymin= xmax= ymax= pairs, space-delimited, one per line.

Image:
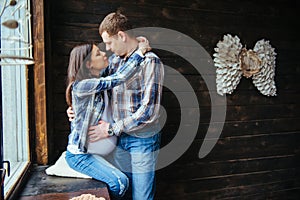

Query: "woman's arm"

xmin=73 ymin=51 xmax=144 ymax=96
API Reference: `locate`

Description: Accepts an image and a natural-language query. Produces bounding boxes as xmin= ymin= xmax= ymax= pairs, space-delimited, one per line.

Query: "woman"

xmin=64 ymin=41 xmax=148 ymax=198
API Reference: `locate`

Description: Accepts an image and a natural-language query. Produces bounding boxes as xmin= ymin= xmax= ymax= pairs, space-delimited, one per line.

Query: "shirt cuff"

xmin=112 ymin=121 xmax=123 ymax=136
xmin=136 ymin=49 xmax=145 ymax=58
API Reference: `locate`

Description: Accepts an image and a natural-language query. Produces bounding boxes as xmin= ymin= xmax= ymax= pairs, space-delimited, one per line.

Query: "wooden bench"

xmin=18 ymin=165 xmax=111 ymax=200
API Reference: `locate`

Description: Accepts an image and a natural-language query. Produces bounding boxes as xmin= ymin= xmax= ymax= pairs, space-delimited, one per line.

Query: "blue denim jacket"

xmin=67 ymin=52 xmax=144 ymax=154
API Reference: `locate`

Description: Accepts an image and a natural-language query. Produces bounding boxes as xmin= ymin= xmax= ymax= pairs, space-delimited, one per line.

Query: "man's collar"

xmin=123 ymin=45 xmax=139 ymax=61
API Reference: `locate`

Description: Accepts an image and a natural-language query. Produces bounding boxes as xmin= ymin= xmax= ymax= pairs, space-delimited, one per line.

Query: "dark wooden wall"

xmin=45 ymin=0 xmax=300 ymax=199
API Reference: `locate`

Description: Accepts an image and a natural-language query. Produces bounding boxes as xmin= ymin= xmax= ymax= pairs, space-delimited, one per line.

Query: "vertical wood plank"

xmin=32 ymin=0 xmax=48 ymax=165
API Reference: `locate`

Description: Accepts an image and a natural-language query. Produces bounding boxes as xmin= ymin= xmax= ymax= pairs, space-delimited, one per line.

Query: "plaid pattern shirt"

xmin=67 ymin=52 xmax=144 ymax=154
xmin=106 ymin=51 xmax=164 ymax=136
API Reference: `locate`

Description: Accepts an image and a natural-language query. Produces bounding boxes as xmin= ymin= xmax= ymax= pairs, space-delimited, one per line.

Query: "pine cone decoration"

xmin=213 ymin=34 xmax=243 ymax=95
xmin=69 ymin=194 xmax=106 ymax=200
xmin=213 ymin=34 xmax=277 ymax=96
xmin=252 ymin=39 xmax=277 ymax=96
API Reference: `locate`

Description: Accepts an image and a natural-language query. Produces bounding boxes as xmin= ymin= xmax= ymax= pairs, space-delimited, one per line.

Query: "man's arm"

xmin=88 ymin=56 xmax=164 ymax=137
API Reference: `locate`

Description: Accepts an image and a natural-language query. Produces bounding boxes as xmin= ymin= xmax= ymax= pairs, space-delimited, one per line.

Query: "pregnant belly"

xmin=87 ymin=136 xmax=117 ymax=156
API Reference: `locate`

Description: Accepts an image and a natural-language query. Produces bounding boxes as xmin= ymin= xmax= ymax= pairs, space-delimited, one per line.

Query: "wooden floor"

xmin=17 ymin=166 xmax=110 ymax=200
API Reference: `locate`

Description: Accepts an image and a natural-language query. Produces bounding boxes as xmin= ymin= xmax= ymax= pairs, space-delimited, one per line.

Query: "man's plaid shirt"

xmin=105 ymin=51 xmax=164 ymax=137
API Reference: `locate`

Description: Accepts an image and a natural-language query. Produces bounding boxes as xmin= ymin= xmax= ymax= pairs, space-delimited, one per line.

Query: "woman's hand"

xmin=137 ymin=36 xmax=151 ymax=54
xmin=66 ymin=106 xmax=75 ymax=121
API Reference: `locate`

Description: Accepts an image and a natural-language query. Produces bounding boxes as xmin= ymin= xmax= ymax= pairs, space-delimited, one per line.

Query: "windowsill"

xmin=4 ymin=161 xmax=30 ymax=199
xmin=17 ymin=165 xmax=111 ymax=200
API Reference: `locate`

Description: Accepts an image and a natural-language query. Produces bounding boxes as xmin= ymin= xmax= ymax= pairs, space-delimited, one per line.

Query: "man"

xmin=84 ymin=12 xmax=164 ymax=199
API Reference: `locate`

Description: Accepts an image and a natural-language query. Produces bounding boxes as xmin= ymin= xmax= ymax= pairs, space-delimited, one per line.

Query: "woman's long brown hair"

xmin=65 ymin=44 xmax=93 ymax=106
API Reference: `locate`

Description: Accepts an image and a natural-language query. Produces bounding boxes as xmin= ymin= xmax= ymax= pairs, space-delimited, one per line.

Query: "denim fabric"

xmin=107 ymin=132 xmax=161 ymax=200
xmin=65 ymin=151 xmax=129 ymax=198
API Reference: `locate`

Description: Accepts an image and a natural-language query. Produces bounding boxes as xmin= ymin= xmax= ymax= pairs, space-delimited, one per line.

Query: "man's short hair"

xmin=99 ymin=12 xmax=134 ymax=37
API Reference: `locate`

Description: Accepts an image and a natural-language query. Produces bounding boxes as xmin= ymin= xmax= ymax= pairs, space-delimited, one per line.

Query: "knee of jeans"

xmin=111 ymin=170 xmax=129 ymax=197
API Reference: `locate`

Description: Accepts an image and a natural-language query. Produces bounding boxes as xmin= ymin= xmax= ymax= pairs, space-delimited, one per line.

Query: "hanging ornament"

xmin=213 ymin=34 xmax=277 ymax=96
xmin=10 ymin=0 xmax=17 ymax=6
xmin=2 ymin=19 xmax=19 ymax=29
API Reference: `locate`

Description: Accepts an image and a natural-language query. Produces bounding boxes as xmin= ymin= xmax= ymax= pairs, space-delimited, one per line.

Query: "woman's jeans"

xmin=65 ymin=151 xmax=129 ymax=198
xmin=107 ymin=132 xmax=161 ymax=200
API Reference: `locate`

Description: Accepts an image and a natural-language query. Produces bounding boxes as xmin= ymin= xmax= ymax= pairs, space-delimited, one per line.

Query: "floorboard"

xmin=17 ymin=166 xmax=110 ymax=200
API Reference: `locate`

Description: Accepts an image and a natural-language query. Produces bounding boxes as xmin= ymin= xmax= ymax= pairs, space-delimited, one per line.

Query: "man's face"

xmin=101 ymin=31 xmax=126 ymax=56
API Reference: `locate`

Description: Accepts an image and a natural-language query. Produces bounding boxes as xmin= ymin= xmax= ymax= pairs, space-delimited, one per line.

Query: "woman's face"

xmin=88 ymin=45 xmax=109 ymax=76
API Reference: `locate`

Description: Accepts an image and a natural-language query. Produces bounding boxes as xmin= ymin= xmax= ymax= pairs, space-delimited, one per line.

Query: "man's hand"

xmin=88 ymin=120 xmax=110 ymax=142
xmin=66 ymin=106 xmax=75 ymax=122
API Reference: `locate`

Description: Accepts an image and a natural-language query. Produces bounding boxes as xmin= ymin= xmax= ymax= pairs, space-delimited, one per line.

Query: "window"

xmin=1 ymin=61 xmax=30 ymax=199
xmin=0 ymin=0 xmax=32 ymax=199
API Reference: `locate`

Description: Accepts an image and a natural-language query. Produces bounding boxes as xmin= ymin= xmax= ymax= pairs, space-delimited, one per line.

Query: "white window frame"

xmin=1 ymin=65 xmax=30 ymax=199
xmin=0 ymin=0 xmax=31 ymax=198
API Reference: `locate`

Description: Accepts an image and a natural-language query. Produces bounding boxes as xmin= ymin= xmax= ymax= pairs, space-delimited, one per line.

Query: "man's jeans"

xmin=65 ymin=151 xmax=129 ymax=198
xmin=107 ymin=132 xmax=161 ymax=200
